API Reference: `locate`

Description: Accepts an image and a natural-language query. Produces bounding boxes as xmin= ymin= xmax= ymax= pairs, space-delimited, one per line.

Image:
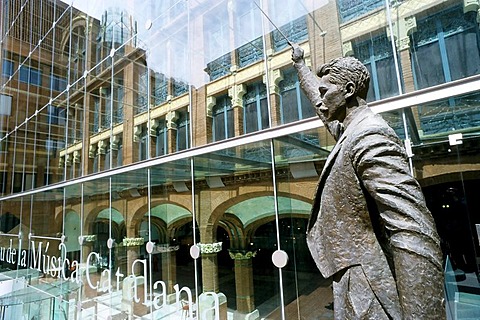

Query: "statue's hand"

xmin=291 ymin=43 xmax=304 ymax=63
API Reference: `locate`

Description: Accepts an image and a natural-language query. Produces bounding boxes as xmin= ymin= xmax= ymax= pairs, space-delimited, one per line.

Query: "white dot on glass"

xmin=190 ymin=245 xmax=200 ymax=259
xmin=107 ymin=238 xmax=114 ymax=249
xmin=272 ymin=250 xmax=289 ymax=268
xmin=146 ymin=241 xmax=154 ymax=254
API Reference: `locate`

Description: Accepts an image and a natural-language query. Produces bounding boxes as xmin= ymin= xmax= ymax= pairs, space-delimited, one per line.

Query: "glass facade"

xmin=0 ymin=0 xmax=479 ymax=318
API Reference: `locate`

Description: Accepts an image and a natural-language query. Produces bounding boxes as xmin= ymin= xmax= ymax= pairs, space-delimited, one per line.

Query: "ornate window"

xmin=116 ymin=143 xmax=123 ymax=168
xmin=19 ymin=65 xmax=42 ymax=86
xmin=272 ymin=16 xmax=308 ymax=52
xmin=279 ymin=69 xmax=315 ymax=124
xmin=176 ymin=111 xmax=190 ymax=151
xmin=50 ymin=75 xmax=67 ymax=92
xmin=206 ymin=54 xmax=231 ymax=81
xmin=212 ymin=95 xmax=234 ymax=141
xmin=136 ymin=70 xmax=149 ymax=114
xmin=2 ymin=59 xmax=13 ymax=77
xmin=269 ymin=0 xmax=308 ymax=52
xmin=353 ymin=34 xmax=398 ymax=102
xmin=338 ymin=0 xmax=384 ymax=23
xmin=13 ymin=172 xmax=35 ymax=193
xmin=68 ymin=26 xmax=86 ymax=88
xmin=93 ymin=96 xmax=100 ymax=133
xmin=411 ymin=7 xmax=480 ymax=135
xmin=153 ymin=73 xmax=168 ymax=106
xmin=235 ymin=0 xmax=264 ymax=68
xmin=156 ymin=120 xmax=168 ymax=157
xmin=410 ymin=6 xmax=480 ymax=89
xmin=138 ymin=127 xmax=148 ymax=161
xmin=204 ymin=2 xmax=231 ymax=81
xmin=103 ymin=90 xmax=112 ymax=129
xmin=244 ymin=82 xmax=268 ymax=134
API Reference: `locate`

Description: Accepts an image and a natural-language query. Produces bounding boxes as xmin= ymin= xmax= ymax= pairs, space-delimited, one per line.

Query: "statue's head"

xmin=316 ymin=57 xmax=370 ymax=100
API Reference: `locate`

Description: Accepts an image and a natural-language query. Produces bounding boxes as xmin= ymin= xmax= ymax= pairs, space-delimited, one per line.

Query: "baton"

xmin=253 ymin=1 xmax=293 ymax=47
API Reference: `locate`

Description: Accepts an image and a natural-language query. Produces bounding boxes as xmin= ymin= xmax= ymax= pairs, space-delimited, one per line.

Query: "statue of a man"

xmin=292 ymin=44 xmax=445 ymax=319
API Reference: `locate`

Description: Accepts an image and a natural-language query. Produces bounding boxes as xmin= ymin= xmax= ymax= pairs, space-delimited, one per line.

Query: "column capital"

xmin=342 ymin=41 xmax=354 ymax=57
xmin=206 ymin=96 xmax=216 ymax=118
xmin=88 ymin=143 xmax=97 ymax=158
xmin=387 ymin=16 xmax=417 ymax=51
xmin=228 ymin=84 xmax=246 ymax=108
xmin=111 ymin=134 xmax=121 ymax=150
xmin=97 ymin=139 xmax=108 ymax=155
xmin=464 ymin=0 xmax=480 ymax=13
xmin=149 ymin=118 xmax=160 ymax=136
xmin=263 ymin=69 xmax=284 ymax=95
xmin=122 ymin=237 xmax=145 ymax=247
xmin=73 ymin=150 xmax=81 ymax=163
xmin=133 ymin=125 xmax=143 ymax=142
xmin=154 ymin=243 xmax=180 ymax=253
xmin=198 ymin=242 xmax=223 ymax=254
xmin=65 ymin=153 xmax=73 ymax=166
xmin=228 ymin=250 xmax=257 ymax=260
xmin=166 ymin=111 xmax=179 ymax=130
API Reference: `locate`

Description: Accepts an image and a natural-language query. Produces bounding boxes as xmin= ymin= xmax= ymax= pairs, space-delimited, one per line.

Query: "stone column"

xmin=198 ymin=242 xmax=228 ymax=320
xmin=229 ymin=250 xmax=258 ymax=318
xmin=124 ymin=231 xmax=144 ymax=276
xmin=199 ymin=242 xmax=223 ymax=293
xmin=157 ymin=244 xmax=179 ymax=294
xmin=80 ymin=235 xmax=97 ymax=265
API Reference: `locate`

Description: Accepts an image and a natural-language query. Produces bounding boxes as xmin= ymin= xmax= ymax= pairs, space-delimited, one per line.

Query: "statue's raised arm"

xmin=291 ymin=44 xmax=343 ymax=141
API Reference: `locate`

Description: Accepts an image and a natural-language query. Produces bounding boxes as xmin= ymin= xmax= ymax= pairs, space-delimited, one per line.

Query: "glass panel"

xmin=2 ymin=0 xmax=480 ymax=319
xmin=408 ymin=94 xmax=480 ymax=317
xmin=272 ymin=126 xmax=334 ymax=319
xmin=194 ymin=140 xmax=280 ymax=319
xmin=149 ymin=159 xmax=198 ymax=318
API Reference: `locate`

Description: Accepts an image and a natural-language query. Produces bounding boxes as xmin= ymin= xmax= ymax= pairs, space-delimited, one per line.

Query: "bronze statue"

xmin=292 ymin=44 xmax=445 ymax=319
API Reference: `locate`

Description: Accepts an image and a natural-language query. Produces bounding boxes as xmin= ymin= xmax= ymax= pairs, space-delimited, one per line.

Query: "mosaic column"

xmin=123 ymin=236 xmax=144 ymax=275
xmin=80 ymin=234 xmax=97 ymax=265
xmin=199 ymin=242 xmax=223 ymax=293
xmin=229 ymin=250 xmax=257 ymax=315
xmin=157 ymin=244 xmax=179 ymax=294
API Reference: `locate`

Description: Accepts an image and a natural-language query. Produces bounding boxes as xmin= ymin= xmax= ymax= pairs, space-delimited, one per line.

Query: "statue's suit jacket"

xmin=306 ymin=105 xmax=444 ymax=319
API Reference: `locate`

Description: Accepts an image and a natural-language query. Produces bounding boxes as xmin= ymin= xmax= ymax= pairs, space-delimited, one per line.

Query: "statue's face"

xmin=317 ymin=74 xmax=347 ymax=123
